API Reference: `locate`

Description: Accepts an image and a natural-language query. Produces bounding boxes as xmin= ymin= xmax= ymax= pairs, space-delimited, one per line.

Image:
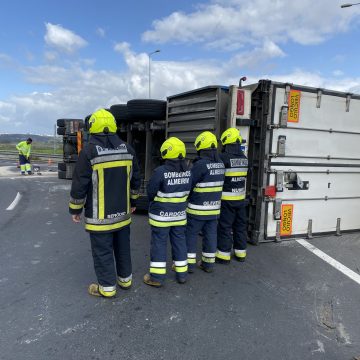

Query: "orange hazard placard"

xmin=287 ymin=90 xmax=301 ymax=123
xmin=280 ymin=204 xmax=293 ymax=236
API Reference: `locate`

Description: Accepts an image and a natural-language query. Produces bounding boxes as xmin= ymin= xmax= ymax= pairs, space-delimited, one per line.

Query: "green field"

xmin=0 ymin=142 xmax=63 ymax=155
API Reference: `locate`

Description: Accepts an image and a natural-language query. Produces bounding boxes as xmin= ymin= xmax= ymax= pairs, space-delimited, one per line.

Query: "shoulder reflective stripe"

xmin=85 ymin=214 xmax=131 ymax=225
xmin=195 ymin=181 xmax=224 ymax=188
xmin=150 ymin=262 xmax=167 ymax=267
xmin=92 ymin=171 xmax=98 ymax=219
xmin=187 ymin=253 xmax=196 ymax=259
xmin=149 ymin=213 xmax=187 ymax=221
xmin=188 ymin=203 xmax=221 ymax=210
xmin=91 ymin=154 xmax=133 ymax=165
xmin=157 ymin=190 xmax=190 ymax=198
xmin=98 ymin=168 xmax=105 ymax=219
xmin=85 ymin=218 xmax=131 ymax=232
xmin=174 ymin=260 xmax=187 ymax=266
xmin=193 ymin=186 xmax=222 ymax=193
xmin=149 ymin=219 xmax=187 ymax=227
xmin=154 ymin=196 xmax=187 ymax=203
xmin=93 ymin=160 xmax=132 ymax=170
xmin=70 ymin=197 xmax=85 ymax=205
xmin=69 ymin=203 xmax=84 ymax=210
xmin=186 ymin=208 xmax=220 ymax=216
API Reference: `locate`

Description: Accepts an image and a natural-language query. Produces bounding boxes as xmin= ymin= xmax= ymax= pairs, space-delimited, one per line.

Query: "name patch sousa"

xmin=280 ymin=204 xmax=293 ymax=236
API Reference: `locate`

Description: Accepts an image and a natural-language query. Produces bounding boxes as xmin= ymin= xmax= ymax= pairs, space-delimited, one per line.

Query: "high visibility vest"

xmin=16 ymin=141 xmax=31 ymax=157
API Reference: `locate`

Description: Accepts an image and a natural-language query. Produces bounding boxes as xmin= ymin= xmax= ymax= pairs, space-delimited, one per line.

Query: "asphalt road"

xmin=0 ymin=174 xmax=360 ymax=360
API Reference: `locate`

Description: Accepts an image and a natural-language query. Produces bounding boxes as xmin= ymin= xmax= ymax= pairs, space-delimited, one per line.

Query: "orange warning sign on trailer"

xmin=280 ymin=204 xmax=293 ymax=236
xmin=288 ymin=90 xmax=301 ymax=123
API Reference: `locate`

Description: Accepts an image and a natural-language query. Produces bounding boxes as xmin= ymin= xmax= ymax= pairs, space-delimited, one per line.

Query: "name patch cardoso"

xmin=164 ymin=171 xmax=191 ymax=185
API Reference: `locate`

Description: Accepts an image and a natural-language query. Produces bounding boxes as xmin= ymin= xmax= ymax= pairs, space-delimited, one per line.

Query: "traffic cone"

xmin=48 ymin=158 xmax=53 ymax=166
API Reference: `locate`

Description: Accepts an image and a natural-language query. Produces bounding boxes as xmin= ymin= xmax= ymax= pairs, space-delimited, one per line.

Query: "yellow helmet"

xmin=89 ymin=109 xmax=117 ymax=134
xmin=220 ymin=127 xmax=242 ymax=146
xmin=194 ymin=131 xmax=218 ymax=151
xmin=160 ymin=137 xmax=186 ymax=159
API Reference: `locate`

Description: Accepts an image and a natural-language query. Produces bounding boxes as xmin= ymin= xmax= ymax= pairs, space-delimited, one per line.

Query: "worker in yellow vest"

xmin=16 ymin=138 xmax=32 ymax=175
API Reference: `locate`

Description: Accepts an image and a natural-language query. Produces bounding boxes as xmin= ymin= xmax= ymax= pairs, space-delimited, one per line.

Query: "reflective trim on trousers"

xmin=195 ymin=181 xmax=224 ymax=188
xmin=149 ymin=219 xmax=187 ymax=227
xmin=174 ymin=260 xmax=188 ymax=273
xmin=90 ymin=153 xmax=134 ymax=165
xmin=99 ymin=284 xmax=116 ymax=297
xmin=85 ymin=218 xmax=131 ymax=232
xmin=216 ymin=249 xmax=231 ymax=261
xmin=150 ymin=262 xmax=167 ymax=275
xmin=234 ymin=249 xmax=247 ymax=258
xmin=20 ymin=165 xmax=26 ymax=172
xmin=187 ymin=253 xmax=197 ymax=264
xmin=187 ymin=203 xmax=221 ymax=210
xmin=186 ymin=208 xmax=220 ymax=216
xmin=117 ymin=274 xmax=132 ymax=288
xmin=202 ymin=252 xmax=215 ymax=263
xmin=25 ymin=164 xmax=31 ymax=172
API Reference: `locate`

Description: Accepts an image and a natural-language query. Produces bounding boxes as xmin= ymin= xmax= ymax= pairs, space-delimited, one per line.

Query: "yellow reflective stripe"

xmin=117 ymin=279 xmax=132 ymax=288
xmin=85 ymin=218 xmax=131 ymax=232
xmin=69 ymin=202 xmax=83 ymax=210
xmin=221 ymin=194 xmax=245 ymax=201
xmin=175 ymin=265 xmax=188 ymax=273
xmin=98 ymin=287 xmax=116 ymax=297
xmin=216 ymin=252 xmax=231 ymax=261
xmin=93 ymin=160 xmax=132 ymax=170
xmin=186 ymin=208 xmax=220 ymax=216
xmin=98 ymin=168 xmax=105 ymax=219
xmin=154 ymin=196 xmax=188 ymax=203
xmin=235 ymin=253 xmax=246 ymax=259
xmin=225 ymin=171 xmax=247 ymax=177
xmin=149 ymin=219 xmax=187 ymax=227
xmin=130 ymin=194 xmax=140 ymax=199
xmin=127 ymin=165 xmax=130 ymax=213
xmin=193 ymin=186 xmax=222 ymax=193
xmin=150 ymin=267 xmax=166 ymax=274
xmin=202 ymin=256 xmax=215 ymax=263
xmin=187 ymin=258 xmax=196 ymax=264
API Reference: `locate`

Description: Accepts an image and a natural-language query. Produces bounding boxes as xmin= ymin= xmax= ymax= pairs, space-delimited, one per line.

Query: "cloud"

xmin=1 ymin=44 xmax=360 ymax=134
xmin=44 ymin=23 xmax=87 ymax=53
xmin=142 ymin=0 xmax=360 ymax=50
xmin=96 ymin=27 xmax=106 ymax=38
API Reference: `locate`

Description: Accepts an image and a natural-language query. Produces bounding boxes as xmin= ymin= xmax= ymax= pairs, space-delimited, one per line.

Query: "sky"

xmin=0 ymin=0 xmax=360 ymax=134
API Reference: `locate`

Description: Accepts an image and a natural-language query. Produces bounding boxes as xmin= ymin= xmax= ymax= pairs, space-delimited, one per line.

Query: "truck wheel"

xmin=58 ymin=170 xmax=67 ymax=179
xmin=57 ymin=119 xmax=66 ymax=127
xmin=58 ymin=162 xmax=66 ymax=171
xmin=57 ymin=127 xmax=66 ymax=135
xmin=127 ymin=99 xmax=166 ymax=121
xmin=109 ymin=104 xmax=132 ymax=124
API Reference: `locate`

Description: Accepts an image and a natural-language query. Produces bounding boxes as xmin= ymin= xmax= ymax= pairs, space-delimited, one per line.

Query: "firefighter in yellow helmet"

xmin=185 ymin=131 xmax=225 ymax=273
xmin=69 ymin=109 xmax=141 ymax=298
xmin=144 ymin=137 xmax=192 ymax=287
xmin=16 ymin=138 xmax=32 ymax=175
xmin=216 ymin=128 xmax=249 ymax=263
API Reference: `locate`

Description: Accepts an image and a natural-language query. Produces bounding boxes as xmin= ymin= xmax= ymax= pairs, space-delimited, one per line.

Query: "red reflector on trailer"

xmin=264 ymin=186 xmax=276 ymax=197
xmin=237 ymin=90 xmax=245 ymax=115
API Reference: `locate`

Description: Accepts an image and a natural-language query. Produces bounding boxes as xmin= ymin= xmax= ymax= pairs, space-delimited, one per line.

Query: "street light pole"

xmin=341 ymin=2 xmax=360 ymax=7
xmin=148 ymin=50 xmax=160 ymax=98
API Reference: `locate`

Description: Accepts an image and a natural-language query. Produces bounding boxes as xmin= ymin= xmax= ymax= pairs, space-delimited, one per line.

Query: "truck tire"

xmin=57 ymin=127 xmax=66 ymax=135
xmin=57 ymin=119 xmax=66 ymax=127
xmin=127 ymin=99 xmax=166 ymax=120
xmin=109 ymin=104 xmax=132 ymax=124
xmin=58 ymin=162 xmax=66 ymax=171
xmin=63 ymin=142 xmax=77 ymax=155
xmin=58 ymin=170 xmax=67 ymax=179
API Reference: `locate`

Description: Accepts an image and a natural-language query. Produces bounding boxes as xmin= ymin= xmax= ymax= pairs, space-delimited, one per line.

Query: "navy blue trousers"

xmin=217 ymin=201 xmax=248 ymax=254
xmin=149 ymin=225 xmax=188 ymax=283
xmin=186 ymin=216 xmax=217 ymax=270
xmin=90 ymin=226 xmax=132 ymax=287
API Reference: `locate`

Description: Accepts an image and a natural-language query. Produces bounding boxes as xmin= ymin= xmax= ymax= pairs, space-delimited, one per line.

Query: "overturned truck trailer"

xmin=166 ymin=80 xmax=360 ymax=243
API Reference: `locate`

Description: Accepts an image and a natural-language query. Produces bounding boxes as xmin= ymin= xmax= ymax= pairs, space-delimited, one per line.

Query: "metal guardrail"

xmin=0 ymin=151 xmax=62 ymax=163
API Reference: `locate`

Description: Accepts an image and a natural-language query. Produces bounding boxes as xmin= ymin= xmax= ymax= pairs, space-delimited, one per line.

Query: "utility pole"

xmin=148 ymin=50 xmax=160 ymax=98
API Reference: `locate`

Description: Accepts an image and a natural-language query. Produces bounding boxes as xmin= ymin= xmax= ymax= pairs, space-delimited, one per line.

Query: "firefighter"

xmin=216 ymin=128 xmax=248 ymax=263
xmin=144 ymin=137 xmax=191 ymax=287
xmin=16 ymin=138 xmax=32 ymax=175
xmin=186 ymin=131 xmax=225 ymax=273
xmin=69 ymin=109 xmax=141 ymax=298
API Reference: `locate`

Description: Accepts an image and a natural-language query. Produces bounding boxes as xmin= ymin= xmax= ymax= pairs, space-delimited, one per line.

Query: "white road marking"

xmin=297 ymin=239 xmax=360 ymax=286
xmin=6 ymin=192 xmax=22 ymax=211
